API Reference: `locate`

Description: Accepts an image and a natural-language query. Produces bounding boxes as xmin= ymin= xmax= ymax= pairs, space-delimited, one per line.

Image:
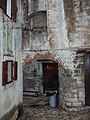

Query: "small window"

xmin=2 ymin=61 xmax=18 ymax=86
xmin=0 ymin=0 xmax=17 ymax=21
xmin=2 ymin=61 xmax=13 ymax=85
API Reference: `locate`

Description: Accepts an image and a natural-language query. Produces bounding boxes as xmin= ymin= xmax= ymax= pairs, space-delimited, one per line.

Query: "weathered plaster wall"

xmin=62 ymin=0 xmax=90 ymax=110
xmin=22 ymin=0 xmax=48 ymax=50
xmin=0 ymin=0 xmax=23 ymax=119
xmin=47 ymin=0 xmax=69 ymax=50
xmin=22 ymin=0 xmax=75 ymax=110
xmin=64 ymin=0 xmax=90 ymax=48
xmin=28 ymin=0 xmax=47 ymax=15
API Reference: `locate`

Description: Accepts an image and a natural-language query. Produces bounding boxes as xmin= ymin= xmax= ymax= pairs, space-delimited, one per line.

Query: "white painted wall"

xmin=0 ymin=0 xmax=23 ymax=119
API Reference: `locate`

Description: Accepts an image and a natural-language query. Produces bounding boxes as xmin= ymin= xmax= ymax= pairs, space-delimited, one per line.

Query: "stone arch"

xmin=23 ymin=51 xmax=62 ymax=95
xmin=22 ymin=51 xmax=73 ymax=109
xmin=22 ymin=51 xmax=64 ymax=69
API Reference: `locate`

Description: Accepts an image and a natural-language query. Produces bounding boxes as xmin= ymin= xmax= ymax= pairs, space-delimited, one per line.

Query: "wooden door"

xmin=85 ymin=52 xmax=90 ymax=106
xmin=43 ymin=63 xmax=58 ymax=93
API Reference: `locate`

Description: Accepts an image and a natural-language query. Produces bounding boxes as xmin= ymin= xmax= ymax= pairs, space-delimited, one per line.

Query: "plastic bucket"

xmin=48 ymin=90 xmax=57 ymax=108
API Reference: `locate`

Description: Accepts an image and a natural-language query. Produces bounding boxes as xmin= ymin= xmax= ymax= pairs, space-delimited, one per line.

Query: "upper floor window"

xmin=0 ymin=0 xmax=17 ymax=21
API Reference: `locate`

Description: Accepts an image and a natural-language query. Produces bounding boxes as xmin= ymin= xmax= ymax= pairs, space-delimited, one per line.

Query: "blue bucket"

xmin=48 ymin=90 xmax=57 ymax=108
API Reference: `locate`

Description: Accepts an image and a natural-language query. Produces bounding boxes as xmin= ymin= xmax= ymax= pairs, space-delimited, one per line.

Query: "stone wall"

xmin=62 ymin=0 xmax=90 ymax=110
xmin=22 ymin=0 xmax=90 ymax=111
xmin=28 ymin=0 xmax=47 ymax=14
xmin=22 ymin=50 xmax=86 ymax=111
xmin=59 ymin=52 xmax=85 ymax=111
xmin=22 ymin=0 xmax=48 ymax=50
xmin=64 ymin=0 xmax=90 ymax=47
xmin=23 ymin=60 xmax=42 ymax=95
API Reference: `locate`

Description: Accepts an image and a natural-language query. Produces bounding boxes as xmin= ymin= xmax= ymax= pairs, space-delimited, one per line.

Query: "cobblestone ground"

xmin=18 ymin=95 xmax=90 ymax=120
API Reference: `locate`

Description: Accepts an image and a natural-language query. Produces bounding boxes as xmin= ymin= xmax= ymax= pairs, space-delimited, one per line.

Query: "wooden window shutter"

xmin=11 ymin=0 xmax=17 ymax=21
xmin=11 ymin=61 xmax=13 ymax=81
xmin=13 ymin=61 xmax=18 ymax=80
xmin=2 ymin=62 xmax=8 ymax=86
xmin=0 ymin=0 xmax=6 ymax=13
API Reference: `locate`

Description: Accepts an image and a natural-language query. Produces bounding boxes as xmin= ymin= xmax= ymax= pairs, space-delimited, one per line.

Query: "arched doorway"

xmin=43 ymin=62 xmax=59 ymax=93
xmin=23 ymin=59 xmax=59 ymax=95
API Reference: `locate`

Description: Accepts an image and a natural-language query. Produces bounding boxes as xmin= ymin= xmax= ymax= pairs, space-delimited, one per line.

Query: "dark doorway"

xmin=43 ymin=63 xmax=59 ymax=93
xmin=85 ymin=52 xmax=90 ymax=106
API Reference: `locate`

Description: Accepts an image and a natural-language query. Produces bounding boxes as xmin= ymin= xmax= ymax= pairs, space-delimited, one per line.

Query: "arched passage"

xmin=23 ymin=58 xmax=59 ymax=96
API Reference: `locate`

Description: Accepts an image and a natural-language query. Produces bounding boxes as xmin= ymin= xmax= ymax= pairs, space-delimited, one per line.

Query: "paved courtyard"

xmin=18 ymin=95 xmax=90 ymax=120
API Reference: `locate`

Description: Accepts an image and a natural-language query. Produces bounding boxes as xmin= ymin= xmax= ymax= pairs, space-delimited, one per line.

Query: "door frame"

xmin=85 ymin=52 xmax=90 ymax=106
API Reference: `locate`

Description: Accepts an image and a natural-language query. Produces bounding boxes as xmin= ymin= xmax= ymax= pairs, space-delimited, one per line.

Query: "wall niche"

xmin=30 ymin=11 xmax=47 ymax=31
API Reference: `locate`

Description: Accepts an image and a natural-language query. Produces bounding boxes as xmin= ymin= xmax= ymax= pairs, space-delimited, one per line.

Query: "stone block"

xmin=34 ymin=86 xmax=39 ymax=90
xmin=66 ymin=102 xmax=72 ymax=107
xmin=71 ymin=89 xmax=77 ymax=93
xmin=74 ymin=69 xmax=80 ymax=73
xmin=68 ymin=108 xmax=79 ymax=111
xmin=68 ymin=97 xmax=78 ymax=102
xmin=79 ymin=91 xmax=84 ymax=98
xmin=72 ymin=102 xmax=82 ymax=107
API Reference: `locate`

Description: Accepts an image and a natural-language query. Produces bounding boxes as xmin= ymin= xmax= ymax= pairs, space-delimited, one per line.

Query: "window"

xmin=0 ymin=0 xmax=17 ymax=21
xmin=2 ymin=61 xmax=18 ymax=86
xmin=6 ymin=0 xmax=11 ymax=17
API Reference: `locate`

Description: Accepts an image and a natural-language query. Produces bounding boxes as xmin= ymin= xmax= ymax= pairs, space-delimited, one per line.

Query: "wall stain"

xmin=63 ymin=0 xmax=76 ymax=42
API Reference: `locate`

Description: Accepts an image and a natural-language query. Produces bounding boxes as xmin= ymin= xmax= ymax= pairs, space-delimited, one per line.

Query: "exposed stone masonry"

xmin=58 ymin=52 xmax=85 ymax=111
xmin=22 ymin=0 xmax=90 ymax=111
xmin=64 ymin=0 xmax=90 ymax=47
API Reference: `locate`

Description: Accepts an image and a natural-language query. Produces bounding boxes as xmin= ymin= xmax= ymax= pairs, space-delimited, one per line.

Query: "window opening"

xmin=6 ymin=0 xmax=11 ymax=17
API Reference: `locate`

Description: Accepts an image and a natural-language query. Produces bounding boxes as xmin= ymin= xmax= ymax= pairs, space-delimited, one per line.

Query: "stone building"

xmin=0 ymin=0 xmax=23 ymax=119
xmin=0 ymin=0 xmax=90 ymax=119
xmin=22 ymin=0 xmax=90 ymax=111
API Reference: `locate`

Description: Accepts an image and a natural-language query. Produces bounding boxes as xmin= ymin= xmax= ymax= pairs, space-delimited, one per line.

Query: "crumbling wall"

xmin=22 ymin=0 xmax=48 ymax=50
xmin=59 ymin=53 xmax=85 ymax=111
xmin=22 ymin=0 xmax=90 ymax=111
xmin=28 ymin=0 xmax=47 ymax=14
xmin=63 ymin=0 xmax=90 ymax=110
xmin=64 ymin=0 xmax=90 ymax=47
